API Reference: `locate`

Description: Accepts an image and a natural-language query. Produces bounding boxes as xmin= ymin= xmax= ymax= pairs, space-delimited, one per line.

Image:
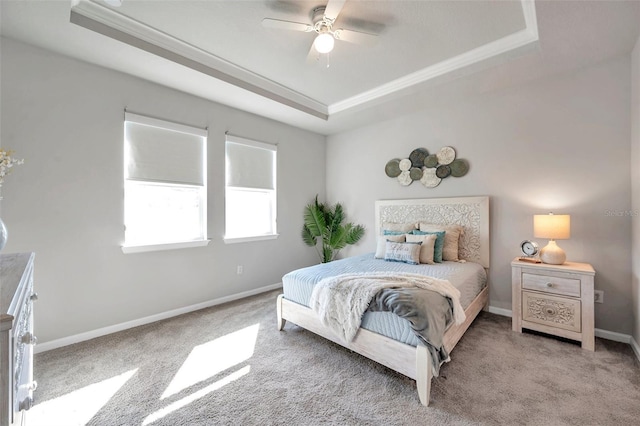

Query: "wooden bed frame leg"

xmin=276 ymin=294 xmax=286 ymax=331
xmin=416 ymin=344 xmax=432 ymax=407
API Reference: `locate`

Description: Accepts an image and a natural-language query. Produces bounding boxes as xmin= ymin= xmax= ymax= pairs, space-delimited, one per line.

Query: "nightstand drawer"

xmin=522 ymin=291 xmax=581 ymax=333
xmin=522 ymin=273 xmax=581 ymax=297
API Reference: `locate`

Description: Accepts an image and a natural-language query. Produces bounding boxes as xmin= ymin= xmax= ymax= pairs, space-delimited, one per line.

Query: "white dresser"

xmin=1 ymin=253 xmax=37 ymax=426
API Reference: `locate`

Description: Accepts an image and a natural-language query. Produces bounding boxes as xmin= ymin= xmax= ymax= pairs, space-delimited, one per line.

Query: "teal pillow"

xmin=383 ymin=230 xmax=406 ymax=236
xmin=412 ymin=230 xmax=445 ymax=263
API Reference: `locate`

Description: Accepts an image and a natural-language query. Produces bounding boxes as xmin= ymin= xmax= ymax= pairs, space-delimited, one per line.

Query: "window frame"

xmin=122 ymin=112 xmax=209 ymax=253
xmin=223 ymin=134 xmax=278 ymax=244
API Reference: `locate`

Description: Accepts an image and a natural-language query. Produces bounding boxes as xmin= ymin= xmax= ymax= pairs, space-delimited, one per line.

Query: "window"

xmin=123 ymin=112 xmax=208 ymax=253
xmin=225 ymin=135 xmax=277 ymax=242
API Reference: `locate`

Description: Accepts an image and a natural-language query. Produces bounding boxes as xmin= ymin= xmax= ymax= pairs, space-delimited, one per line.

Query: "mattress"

xmin=282 ymin=253 xmax=487 ymax=346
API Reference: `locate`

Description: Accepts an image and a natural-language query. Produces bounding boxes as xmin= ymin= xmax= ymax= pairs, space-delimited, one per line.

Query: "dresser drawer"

xmin=522 ymin=272 xmax=581 ymax=297
xmin=1 ymin=253 xmax=36 ymax=426
xmin=522 ymin=291 xmax=581 ymax=333
xmin=13 ymin=291 xmax=35 ymax=418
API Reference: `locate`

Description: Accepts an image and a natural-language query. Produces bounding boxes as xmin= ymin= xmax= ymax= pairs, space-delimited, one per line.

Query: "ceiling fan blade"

xmin=306 ymin=43 xmax=320 ymax=64
xmin=262 ymin=18 xmax=313 ymax=32
xmin=324 ymin=0 xmax=346 ymax=21
xmin=334 ymin=28 xmax=377 ymax=45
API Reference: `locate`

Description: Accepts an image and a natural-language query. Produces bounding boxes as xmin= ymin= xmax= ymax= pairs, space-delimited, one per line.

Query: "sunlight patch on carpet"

xmin=161 ymin=323 xmax=259 ymax=399
xmin=28 ymin=369 xmax=138 ymax=426
xmin=143 ymin=365 xmax=251 ymax=425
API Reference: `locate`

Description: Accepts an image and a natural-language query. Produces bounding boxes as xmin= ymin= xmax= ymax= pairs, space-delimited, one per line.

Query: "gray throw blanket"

xmin=368 ymin=288 xmax=454 ymax=376
xmin=309 ymin=272 xmax=465 ymax=376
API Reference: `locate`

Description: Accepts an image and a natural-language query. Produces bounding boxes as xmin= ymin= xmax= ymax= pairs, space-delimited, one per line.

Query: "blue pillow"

xmin=383 ymin=230 xmax=406 ymax=236
xmin=412 ymin=230 xmax=445 ymax=263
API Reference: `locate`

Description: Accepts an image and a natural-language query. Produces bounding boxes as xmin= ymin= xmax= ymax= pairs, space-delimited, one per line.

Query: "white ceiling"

xmin=1 ymin=1 xmax=639 ymax=135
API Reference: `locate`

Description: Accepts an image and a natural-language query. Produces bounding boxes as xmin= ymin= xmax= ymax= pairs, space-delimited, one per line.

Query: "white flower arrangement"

xmin=0 ymin=149 xmax=24 ymax=199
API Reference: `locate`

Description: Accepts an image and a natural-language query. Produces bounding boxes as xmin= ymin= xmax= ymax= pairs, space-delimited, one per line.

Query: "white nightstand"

xmin=511 ymin=258 xmax=595 ymax=351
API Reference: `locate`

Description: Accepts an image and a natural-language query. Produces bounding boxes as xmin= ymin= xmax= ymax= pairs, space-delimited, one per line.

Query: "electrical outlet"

xmin=236 ymin=265 xmax=243 ymax=275
xmin=594 ymin=290 xmax=604 ymax=304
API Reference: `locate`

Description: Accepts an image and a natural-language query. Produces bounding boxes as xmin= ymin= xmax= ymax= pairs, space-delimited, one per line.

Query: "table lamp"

xmin=533 ymin=213 xmax=570 ymax=265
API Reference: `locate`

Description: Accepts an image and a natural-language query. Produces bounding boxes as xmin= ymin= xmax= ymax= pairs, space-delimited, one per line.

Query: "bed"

xmin=277 ymin=196 xmax=490 ymax=406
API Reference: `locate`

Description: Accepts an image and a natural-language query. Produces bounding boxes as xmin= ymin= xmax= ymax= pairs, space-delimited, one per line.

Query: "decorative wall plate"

xmin=450 ymin=159 xmax=469 ymax=177
xmin=385 ymin=159 xmax=401 ymax=177
xmin=398 ymin=170 xmax=412 ymax=186
xmin=424 ymin=154 xmax=439 ymax=168
xmin=420 ymin=167 xmax=441 ymax=188
xmin=409 ymin=148 xmax=429 ymax=168
xmin=399 ymin=158 xmax=412 ymax=171
xmin=436 ymin=146 xmax=456 ymax=165
xmin=386 ymin=145 xmax=468 ymax=188
xmin=436 ymin=164 xmax=451 ymax=178
xmin=409 ymin=167 xmax=423 ymax=181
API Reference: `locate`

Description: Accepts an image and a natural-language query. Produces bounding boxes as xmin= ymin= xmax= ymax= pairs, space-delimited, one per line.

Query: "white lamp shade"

xmin=533 ymin=214 xmax=570 ymax=240
xmin=314 ymin=33 xmax=335 ymax=53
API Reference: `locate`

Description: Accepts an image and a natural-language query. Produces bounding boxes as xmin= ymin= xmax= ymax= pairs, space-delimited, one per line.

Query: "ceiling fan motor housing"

xmin=311 ymin=6 xmax=336 ymax=36
xmin=311 ymin=6 xmax=328 ymax=25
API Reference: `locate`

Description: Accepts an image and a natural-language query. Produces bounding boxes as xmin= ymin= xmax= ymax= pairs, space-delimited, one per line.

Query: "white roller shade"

xmin=226 ymin=135 xmax=276 ymax=190
xmin=125 ymin=113 xmax=206 ymax=186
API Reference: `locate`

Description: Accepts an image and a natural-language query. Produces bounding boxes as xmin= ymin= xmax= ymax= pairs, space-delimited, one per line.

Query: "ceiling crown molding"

xmin=69 ymin=0 xmax=538 ymax=121
xmin=69 ymin=0 xmax=329 ymax=120
xmin=328 ymin=0 xmax=539 ymax=115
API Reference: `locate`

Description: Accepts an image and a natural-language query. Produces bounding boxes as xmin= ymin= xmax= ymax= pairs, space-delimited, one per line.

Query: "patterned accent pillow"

xmin=411 ymin=230 xmax=445 ymax=263
xmin=384 ymin=241 xmax=422 ymax=265
xmin=419 ymin=223 xmax=463 ymax=261
xmin=374 ymin=234 xmax=406 ymax=259
xmin=405 ymin=233 xmax=437 ymax=264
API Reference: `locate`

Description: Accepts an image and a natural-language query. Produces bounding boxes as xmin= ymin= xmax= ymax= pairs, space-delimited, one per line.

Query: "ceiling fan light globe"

xmin=314 ymin=33 xmax=335 ymax=53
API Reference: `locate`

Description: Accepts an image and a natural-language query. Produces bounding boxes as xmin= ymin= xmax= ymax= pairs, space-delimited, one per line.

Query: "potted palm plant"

xmin=302 ymin=196 xmax=365 ymax=263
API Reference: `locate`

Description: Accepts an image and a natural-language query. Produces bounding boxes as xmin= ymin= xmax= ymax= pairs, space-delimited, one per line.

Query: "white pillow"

xmin=382 ymin=222 xmax=417 ymax=233
xmin=375 ymin=234 xmax=406 ymax=258
xmin=406 ymin=233 xmax=437 ymax=264
xmin=384 ymin=241 xmax=421 ymax=265
xmin=419 ymin=223 xmax=463 ymax=261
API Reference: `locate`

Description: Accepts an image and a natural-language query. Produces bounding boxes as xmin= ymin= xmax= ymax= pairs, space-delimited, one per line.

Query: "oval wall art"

xmin=384 ymin=146 xmax=469 ymax=188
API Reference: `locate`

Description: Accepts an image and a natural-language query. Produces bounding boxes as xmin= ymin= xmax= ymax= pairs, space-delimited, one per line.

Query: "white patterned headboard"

xmin=375 ymin=196 xmax=490 ymax=268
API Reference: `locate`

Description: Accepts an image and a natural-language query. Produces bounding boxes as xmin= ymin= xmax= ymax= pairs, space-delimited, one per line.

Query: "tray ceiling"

xmin=1 ymin=1 xmax=639 ymax=134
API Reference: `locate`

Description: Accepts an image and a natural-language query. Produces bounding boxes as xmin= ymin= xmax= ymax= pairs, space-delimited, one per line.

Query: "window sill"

xmin=122 ymin=239 xmax=210 ymax=254
xmin=223 ymin=234 xmax=279 ymax=244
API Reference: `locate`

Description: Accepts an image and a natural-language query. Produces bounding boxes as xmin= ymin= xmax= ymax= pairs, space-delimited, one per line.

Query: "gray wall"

xmin=0 ymin=38 xmax=326 ymax=344
xmin=632 ymin=34 xmax=640 ymax=345
xmin=327 ymin=56 xmax=633 ymax=334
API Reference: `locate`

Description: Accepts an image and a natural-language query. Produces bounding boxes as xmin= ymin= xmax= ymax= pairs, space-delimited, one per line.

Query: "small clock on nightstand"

xmin=519 ymin=240 xmax=541 ymax=263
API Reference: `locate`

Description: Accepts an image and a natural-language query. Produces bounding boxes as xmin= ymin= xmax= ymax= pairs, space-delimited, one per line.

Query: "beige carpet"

xmin=31 ymin=289 xmax=640 ymax=426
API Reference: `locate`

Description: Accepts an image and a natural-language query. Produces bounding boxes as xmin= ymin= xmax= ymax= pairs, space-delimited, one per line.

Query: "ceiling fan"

xmin=262 ymin=0 xmax=377 ymax=61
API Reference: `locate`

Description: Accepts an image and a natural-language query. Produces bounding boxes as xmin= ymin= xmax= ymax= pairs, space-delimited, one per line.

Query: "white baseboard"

xmin=594 ymin=328 xmax=631 ymax=343
xmin=487 ymin=306 xmax=512 ymax=317
xmin=631 ymin=337 xmax=640 ymax=363
xmin=35 ymin=283 xmax=283 ymax=354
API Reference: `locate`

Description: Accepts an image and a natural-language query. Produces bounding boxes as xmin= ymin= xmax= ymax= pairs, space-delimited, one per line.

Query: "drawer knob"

xmin=28 ymin=380 xmax=38 ymax=392
xmin=19 ymin=396 xmax=33 ymax=411
xmin=21 ymin=332 xmax=37 ymax=345
xmin=30 ymin=292 xmax=38 ymax=301
xmin=546 ymin=283 xmax=554 ymax=288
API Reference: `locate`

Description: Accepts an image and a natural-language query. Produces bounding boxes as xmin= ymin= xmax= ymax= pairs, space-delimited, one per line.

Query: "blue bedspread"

xmin=282 ymin=253 xmax=487 ymax=375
